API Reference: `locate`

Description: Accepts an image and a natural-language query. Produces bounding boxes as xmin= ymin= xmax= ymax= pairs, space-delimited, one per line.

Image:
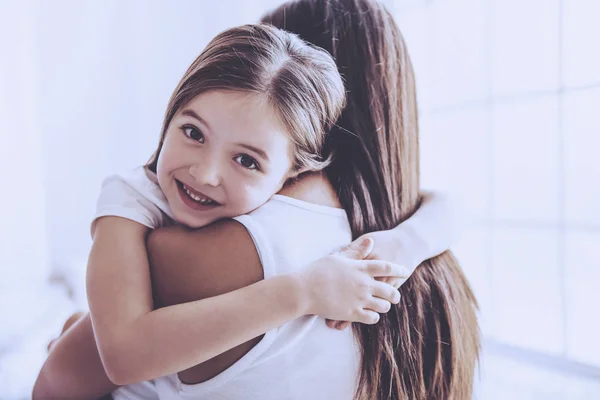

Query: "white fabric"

xmin=92 ymin=167 xmax=173 ymax=234
xmin=393 ymin=190 xmax=460 ymax=269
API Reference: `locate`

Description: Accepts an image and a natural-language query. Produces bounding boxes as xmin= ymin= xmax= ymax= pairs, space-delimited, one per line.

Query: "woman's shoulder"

xmin=278 ymin=171 xmax=341 ymax=209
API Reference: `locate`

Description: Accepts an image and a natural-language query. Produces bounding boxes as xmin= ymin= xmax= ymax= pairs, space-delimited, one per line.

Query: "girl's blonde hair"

xmin=147 ymin=24 xmax=345 ymax=173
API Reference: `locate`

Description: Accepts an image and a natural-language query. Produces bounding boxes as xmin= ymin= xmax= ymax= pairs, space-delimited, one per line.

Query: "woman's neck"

xmin=278 ymin=171 xmax=341 ymax=208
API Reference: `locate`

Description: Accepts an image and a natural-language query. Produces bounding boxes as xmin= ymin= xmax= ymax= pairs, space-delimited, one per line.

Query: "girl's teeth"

xmin=183 ymin=185 xmax=214 ymax=205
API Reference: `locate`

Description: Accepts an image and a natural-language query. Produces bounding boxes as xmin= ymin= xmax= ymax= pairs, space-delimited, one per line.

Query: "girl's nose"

xmin=188 ymin=161 xmax=221 ymax=187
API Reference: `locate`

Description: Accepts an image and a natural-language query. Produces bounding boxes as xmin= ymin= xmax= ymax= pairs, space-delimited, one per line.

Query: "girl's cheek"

xmin=157 ymin=139 xmax=178 ymax=165
xmin=165 ymin=141 xmax=198 ymax=169
xmin=230 ymin=183 xmax=256 ymax=207
xmin=246 ymin=184 xmax=273 ymax=206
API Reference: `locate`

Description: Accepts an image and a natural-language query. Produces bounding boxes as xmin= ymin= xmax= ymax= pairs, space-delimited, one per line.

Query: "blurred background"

xmin=0 ymin=0 xmax=598 ymax=398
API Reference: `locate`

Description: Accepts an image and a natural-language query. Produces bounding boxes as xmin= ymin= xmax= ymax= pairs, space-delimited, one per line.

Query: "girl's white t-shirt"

xmin=95 ymin=167 xmax=361 ymax=400
xmin=92 ymin=167 xmax=174 ymax=233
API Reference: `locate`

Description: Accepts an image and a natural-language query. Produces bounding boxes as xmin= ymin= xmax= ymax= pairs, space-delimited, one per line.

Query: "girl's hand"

xmin=326 ymin=231 xmax=410 ymax=331
xmin=359 ymin=229 xmax=414 ymax=289
xmin=297 ymin=237 xmax=408 ymax=325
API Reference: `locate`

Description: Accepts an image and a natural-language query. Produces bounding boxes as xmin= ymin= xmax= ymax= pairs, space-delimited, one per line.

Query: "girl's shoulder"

xmin=91 ymin=166 xmax=173 ymax=235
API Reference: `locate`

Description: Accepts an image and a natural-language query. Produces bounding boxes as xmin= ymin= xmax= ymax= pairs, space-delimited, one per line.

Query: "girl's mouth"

xmin=176 ymin=180 xmax=221 ymax=211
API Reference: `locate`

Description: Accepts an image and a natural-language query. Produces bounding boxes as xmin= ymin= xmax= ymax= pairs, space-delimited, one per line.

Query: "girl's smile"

xmin=176 ymin=179 xmax=221 ymax=211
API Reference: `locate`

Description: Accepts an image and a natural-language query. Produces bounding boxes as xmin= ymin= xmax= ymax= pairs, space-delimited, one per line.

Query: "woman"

xmin=262 ymin=1 xmax=480 ymax=398
xmin=33 ymin=0 xmax=476 ymax=399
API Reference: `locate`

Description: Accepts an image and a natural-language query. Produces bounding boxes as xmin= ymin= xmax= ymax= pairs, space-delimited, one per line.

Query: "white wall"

xmin=36 ymin=0 xmax=284 ymax=271
xmin=0 ymin=0 xmax=52 ymax=345
xmin=394 ymin=0 xmax=600 ymax=366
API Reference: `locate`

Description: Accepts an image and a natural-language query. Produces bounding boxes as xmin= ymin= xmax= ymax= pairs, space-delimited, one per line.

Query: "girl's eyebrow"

xmin=237 ymin=143 xmax=269 ymax=161
xmin=181 ymin=109 xmax=212 ymax=131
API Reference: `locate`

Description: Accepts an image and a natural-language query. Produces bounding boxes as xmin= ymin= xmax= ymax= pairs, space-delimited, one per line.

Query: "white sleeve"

xmin=91 ymin=174 xmax=166 ymax=235
xmin=394 ymin=191 xmax=464 ymax=267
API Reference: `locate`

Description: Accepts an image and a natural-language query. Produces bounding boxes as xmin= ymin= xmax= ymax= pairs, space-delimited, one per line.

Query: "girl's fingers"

xmin=376 ymin=276 xmax=406 ymax=290
xmin=365 ymin=261 xmax=408 ymax=278
xmin=338 ymin=237 xmax=374 ymax=260
xmin=366 ymin=297 xmax=392 ymax=314
xmin=356 ymin=309 xmax=380 ymax=325
xmin=335 ymin=321 xmax=351 ymax=330
xmin=389 ymin=277 xmax=404 ymax=289
xmin=375 ymin=276 xmax=392 ymax=284
xmin=371 ymin=280 xmax=401 ymax=304
xmin=325 ymin=319 xmax=338 ymax=329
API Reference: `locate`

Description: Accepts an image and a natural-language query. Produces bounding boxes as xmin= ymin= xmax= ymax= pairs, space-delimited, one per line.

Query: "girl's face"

xmin=156 ymin=90 xmax=296 ymax=228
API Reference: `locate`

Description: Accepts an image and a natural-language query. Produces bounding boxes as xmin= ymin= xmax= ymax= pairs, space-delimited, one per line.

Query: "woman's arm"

xmin=365 ymin=191 xmax=460 ymax=269
xmin=147 ymin=221 xmax=284 ymax=383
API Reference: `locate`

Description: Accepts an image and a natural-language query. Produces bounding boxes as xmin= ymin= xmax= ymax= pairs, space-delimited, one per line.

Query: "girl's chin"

xmin=173 ymin=210 xmax=218 ymax=229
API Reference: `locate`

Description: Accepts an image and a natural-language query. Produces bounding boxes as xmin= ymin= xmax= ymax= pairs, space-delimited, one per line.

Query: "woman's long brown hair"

xmin=262 ymin=1 xmax=480 ymax=399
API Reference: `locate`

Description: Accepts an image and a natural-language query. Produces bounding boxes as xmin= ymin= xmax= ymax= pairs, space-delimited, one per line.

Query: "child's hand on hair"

xmin=361 ymin=230 xmax=410 ymax=287
xmin=297 ymin=237 xmax=407 ymax=325
xmin=326 ymin=232 xmax=410 ymax=331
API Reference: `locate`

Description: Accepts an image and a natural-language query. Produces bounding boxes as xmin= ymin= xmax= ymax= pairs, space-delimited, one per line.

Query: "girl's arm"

xmin=88 ymin=217 xmax=401 ymax=382
xmin=33 ymin=222 xmax=400 ymax=399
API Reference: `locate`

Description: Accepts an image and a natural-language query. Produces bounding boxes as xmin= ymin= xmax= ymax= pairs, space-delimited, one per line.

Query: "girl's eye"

xmin=182 ymin=126 xmax=204 ymax=143
xmin=234 ymin=154 xmax=259 ymax=171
